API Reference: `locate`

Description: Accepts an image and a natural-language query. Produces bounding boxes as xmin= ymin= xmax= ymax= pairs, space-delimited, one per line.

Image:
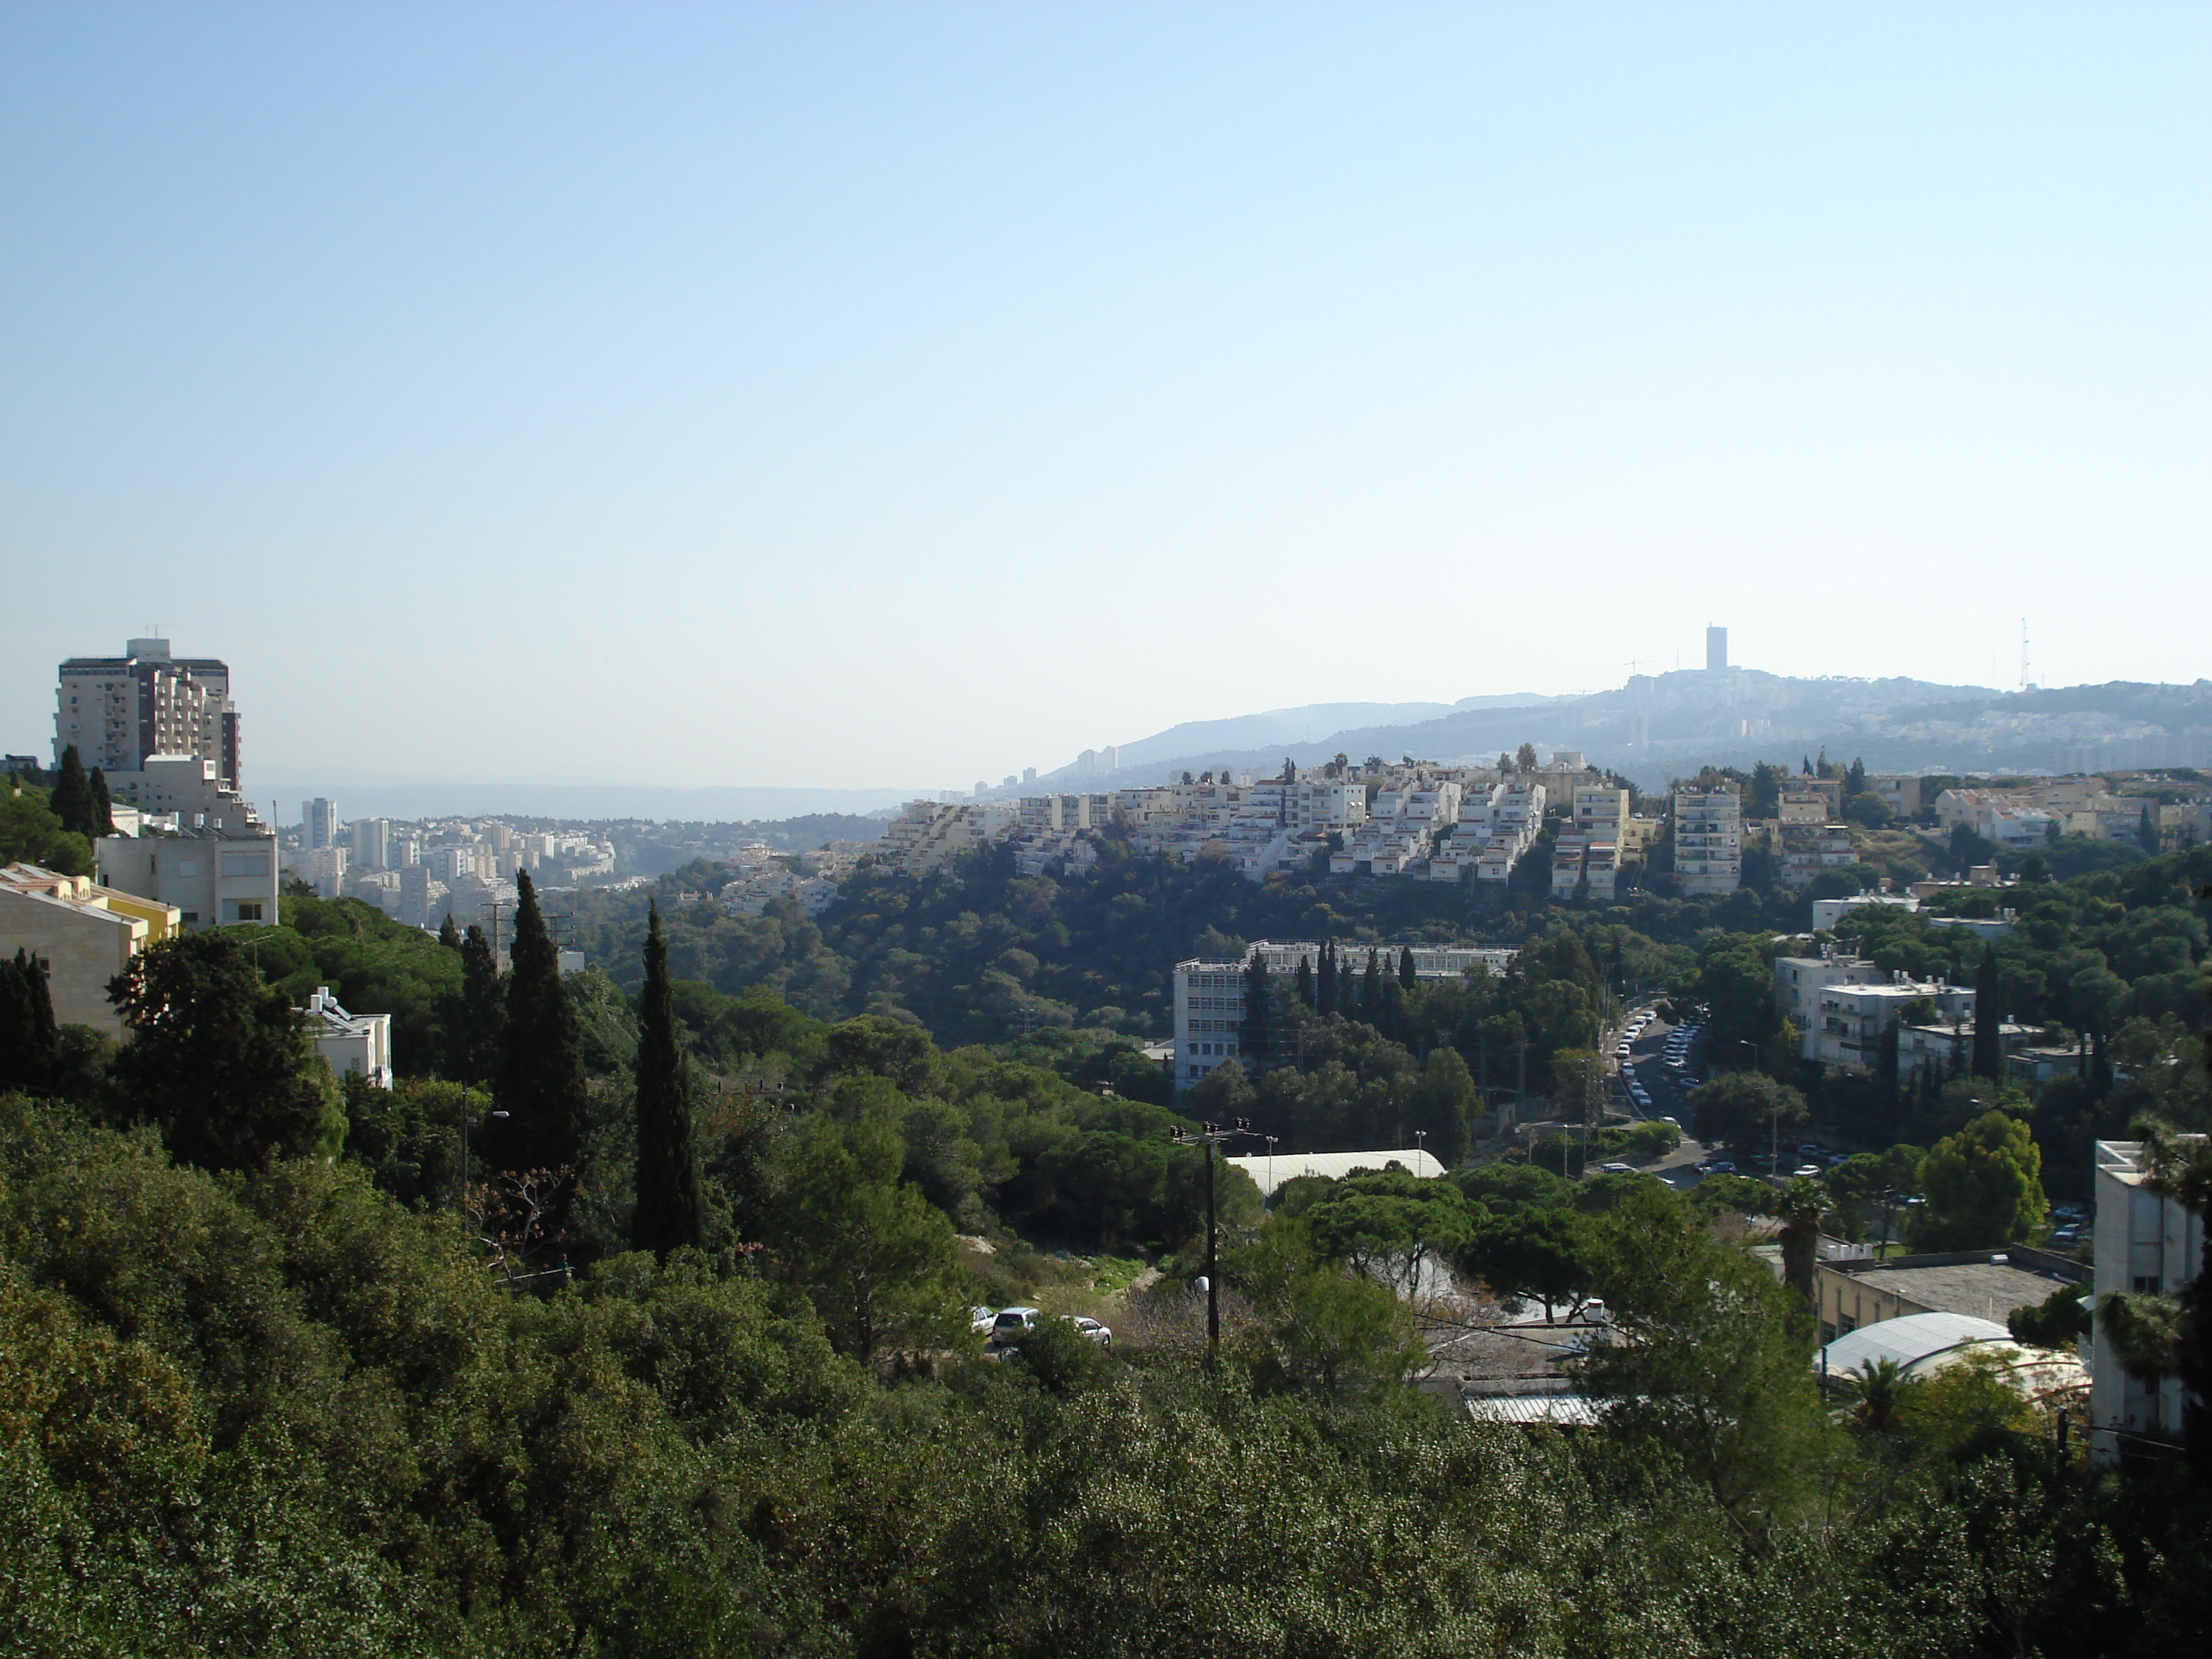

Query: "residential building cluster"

xmin=871 ymin=752 xmax=1717 ymax=897
xmin=1934 ymin=776 xmax=2211 ymax=850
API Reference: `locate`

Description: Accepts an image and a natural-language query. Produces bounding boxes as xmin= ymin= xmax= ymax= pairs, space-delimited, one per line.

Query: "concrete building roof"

xmin=1819 ymin=1311 xmax=2089 ymax=1397
xmin=1836 ymin=1256 xmax=2072 ymax=1326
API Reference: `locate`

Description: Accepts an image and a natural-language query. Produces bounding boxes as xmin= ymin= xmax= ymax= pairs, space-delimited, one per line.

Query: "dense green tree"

xmin=1910 ymin=1108 xmax=2048 ymax=1250
xmin=1231 ymin=1218 xmax=1426 ymax=1401
xmin=107 ymin=931 xmax=344 ymax=1171
xmin=86 ymin=767 xmax=114 ymax=837
xmin=1297 ymin=1164 xmax=1478 ymax=1296
xmin=0 ymin=777 xmax=94 ymax=876
xmin=1461 ymin=1205 xmax=1591 ymax=1321
xmin=0 ymin=948 xmax=60 ymax=1092
xmin=449 ymin=922 xmax=504 ymax=1084
xmin=491 ymin=869 xmax=589 ymax=1172
xmin=1687 ymin=1071 xmax=1807 ymax=1155
xmin=631 ymin=902 xmax=706 ymax=1259
xmin=1579 ymin=1183 xmax=1831 ymax=1529
xmin=436 ymin=913 xmax=460 ymax=948
xmin=48 ymin=745 xmax=95 ymax=838
xmin=1972 ymin=943 xmax=2003 ymax=1079
xmin=769 ymin=1107 xmax=967 ymax=1364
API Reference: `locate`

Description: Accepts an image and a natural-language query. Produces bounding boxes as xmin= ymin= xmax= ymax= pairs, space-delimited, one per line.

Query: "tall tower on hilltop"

xmin=55 ymin=637 xmax=242 ymax=789
xmin=1706 ymin=625 xmax=1729 ymax=673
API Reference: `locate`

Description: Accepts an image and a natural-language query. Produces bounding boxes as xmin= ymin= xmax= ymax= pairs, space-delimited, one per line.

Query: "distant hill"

xmin=1028 ymin=672 xmax=2212 ymax=791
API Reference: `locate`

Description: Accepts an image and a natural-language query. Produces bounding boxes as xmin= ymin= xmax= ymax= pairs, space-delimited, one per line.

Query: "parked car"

xmin=989 ymin=1307 xmax=1041 ymax=1346
xmin=969 ymin=1305 xmax=997 ymax=1336
xmin=1660 ymin=1115 xmax=1680 ymax=1127
xmin=1601 ymin=1161 xmax=1635 ymax=1175
xmin=2052 ymin=1225 xmax=2081 ymax=1244
xmin=1061 ymin=1315 xmax=1113 ymax=1348
xmin=1700 ymin=1159 xmax=1737 ymax=1174
xmin=1791 ymin=1164 xmax=1823 ymax=1178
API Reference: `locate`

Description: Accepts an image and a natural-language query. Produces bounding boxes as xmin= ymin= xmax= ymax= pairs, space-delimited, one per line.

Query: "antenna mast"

xmin=2019 ymin=618 xmax=2031 ymax=692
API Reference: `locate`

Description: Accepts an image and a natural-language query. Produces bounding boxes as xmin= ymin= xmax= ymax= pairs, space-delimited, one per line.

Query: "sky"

xmin=3 ymin=2 xmax=2206 ymax=796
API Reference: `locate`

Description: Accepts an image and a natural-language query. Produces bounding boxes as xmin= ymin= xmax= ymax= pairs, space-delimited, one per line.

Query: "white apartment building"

xmin=1809 ymin=892 xmax=1918 ymax=932
xmin=1807 ymin=978 xmax=1975 ymax=1071
xmin=1771 ymin=949 xmax=1890 ymax=1035
xmin=2090 ymin=1139 xmax=2206 ymax=1465
xmin=55 ymin=638 xmax=241 ymax=790
xmin=303 ymin=799 xmax=339 ymax=850
xmin=1172 ymin=940 xmax=1517 ymax=1087
xmin=97 ymin=822 xmax=281 ymax=931
xmin=101 ymin=754 xmax=264 ymax=827
xmin=1672 ymin=787 xmax=1743 ymax=896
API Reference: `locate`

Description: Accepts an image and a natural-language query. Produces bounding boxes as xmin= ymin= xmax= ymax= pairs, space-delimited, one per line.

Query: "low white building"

xmin=300 ymin=985 xmax=393 ymax=1089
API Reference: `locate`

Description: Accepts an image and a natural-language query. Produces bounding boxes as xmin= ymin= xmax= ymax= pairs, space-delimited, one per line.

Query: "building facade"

xmin=97 ymin=824 xmax=281 ymax=930
xmin=1671 ymin=787 xmax=1743 ymax=896
xmin=0 ymin=863 xmax=180 ymax=1034
xmin=55 ymin=637 xmax=240 ymax=788
xmin=2090 ymin=1138 xmax=2208 ymax=1463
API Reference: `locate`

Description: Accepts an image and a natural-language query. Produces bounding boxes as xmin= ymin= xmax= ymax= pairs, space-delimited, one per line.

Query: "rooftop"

xmin=1830 ymin=1253 xmax=2076 ymax=1324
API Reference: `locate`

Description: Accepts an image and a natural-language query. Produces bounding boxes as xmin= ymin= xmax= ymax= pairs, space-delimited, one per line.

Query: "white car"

xmin=988 ymin=1307 xmax=1041 ymax=1346
xmin=1061 ymin=1315 xmax=1113 ymax=1349
xmin=1791 ymin=1164 xmax=1823 ymax=1179
xmin=969 ymin=1305 xmax=997 ymax=1336
xmin=1600 ymin=1161 xmax=1635 ymax=1174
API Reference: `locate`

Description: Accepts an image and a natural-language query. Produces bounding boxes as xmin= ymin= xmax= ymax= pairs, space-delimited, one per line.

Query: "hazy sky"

xmin=4 ymin=3 xmax=2205 ymax=791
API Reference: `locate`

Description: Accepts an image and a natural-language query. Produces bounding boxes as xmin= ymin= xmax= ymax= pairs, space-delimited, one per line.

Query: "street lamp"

xmin=1171 ymin=1117 xmax=1253 ymax=1364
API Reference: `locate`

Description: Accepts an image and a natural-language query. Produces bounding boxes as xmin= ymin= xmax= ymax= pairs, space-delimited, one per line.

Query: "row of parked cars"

xmin=971 ymin=1306 xmax=1115 ymax=1351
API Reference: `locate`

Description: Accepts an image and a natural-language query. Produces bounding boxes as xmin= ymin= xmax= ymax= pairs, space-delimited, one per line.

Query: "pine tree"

xmin=493 ymin=871 xmax=588 ymax=1173
xmin=1972 ymin=944 xmax=2003 ymax=1080
xmin=0 ymin=948 xmax=59 ymax=1093
xmin=631 ymin=902 xmax=706 ymax=1258
xmin=1398 ymin=945 xmax=1417 ymax=992
xmin=87 ymin=768 xmax=114 ymax=837
xmin=50 ymin=745 xmax=95 ymax=838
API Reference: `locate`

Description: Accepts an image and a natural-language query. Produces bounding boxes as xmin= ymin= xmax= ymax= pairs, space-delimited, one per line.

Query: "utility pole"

xmin=1171 ymin=1118 xmax=1252 ymax=1365
xmin=478 ymin=898 xmax=506 ymax=968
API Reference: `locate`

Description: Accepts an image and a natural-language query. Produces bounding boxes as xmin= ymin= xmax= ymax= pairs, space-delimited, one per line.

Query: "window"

xmin=228 ymin=901 xmax=265 ymax=922
xmin=219 ymin=851 xmax=271 ymax=878
xmin=2134 ymin=1275 xmax=2162 ymax=1295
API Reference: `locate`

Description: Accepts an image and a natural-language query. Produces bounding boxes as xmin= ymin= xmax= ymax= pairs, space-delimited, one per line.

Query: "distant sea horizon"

xmin=245 ymin=770 xmax=919 ymax=825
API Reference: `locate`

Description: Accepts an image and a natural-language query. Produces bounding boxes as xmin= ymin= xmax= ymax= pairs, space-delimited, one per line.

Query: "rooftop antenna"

xmin=2019 ymin=618 xmax=2032 ymax=693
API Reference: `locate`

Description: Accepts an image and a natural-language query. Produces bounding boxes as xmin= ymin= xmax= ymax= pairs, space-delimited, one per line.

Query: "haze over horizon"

xmin=4 ymin=4 xmax=2205 ymax=793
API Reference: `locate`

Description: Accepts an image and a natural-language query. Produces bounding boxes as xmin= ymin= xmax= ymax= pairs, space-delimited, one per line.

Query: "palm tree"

xmin=1840 ymin=1357 xmax=1920 ymax=1434
xmin=1771 ymin=1177 xmax=1827 ymax=1305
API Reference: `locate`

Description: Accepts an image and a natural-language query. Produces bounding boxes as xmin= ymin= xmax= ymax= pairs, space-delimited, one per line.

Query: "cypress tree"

xmin=1318 ymin=939 xmax=1336 ymax=1015
xmin=1239 ymin=953 xmax=1272 ymax=1071
xmin=454 ymin=924 xmax=505 ymax=1085
xmin=0 ymin=948 xmax=59 ymax=1093
xmin=493 ymin=871 xmax=589 ymax=1173
xmin=1362 ymin=950 xmax=1382 ymax=1018
xmin=50 ymin=745 xmax=94 ymax=838
xmin=1293 ymin=954 xmax=1314 ymax=1010
xmin=439 ymin=914 xmax=462 ymax=949
xmin=631 ymin=902 xmax=706 ymax=1258
xmin=87 ymin=768 xmax=115 ymax=837
xmin=1398 ymin=945 xmax=1417 ymax=991
xmin=1972 ymin=944 xmax=2002 ymax=1080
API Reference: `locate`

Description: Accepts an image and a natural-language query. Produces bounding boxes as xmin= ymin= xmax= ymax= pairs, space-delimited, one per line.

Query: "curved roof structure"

xmin=1226 ymin=1148 xmax=1444 ymax=1200
xmin=1819 ymin=1310 xmax=2088 ymax=1399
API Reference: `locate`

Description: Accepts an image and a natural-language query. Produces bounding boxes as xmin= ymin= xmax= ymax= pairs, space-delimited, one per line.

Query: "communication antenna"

xmin=2020 ymin=618 xmax=2032 ymax=693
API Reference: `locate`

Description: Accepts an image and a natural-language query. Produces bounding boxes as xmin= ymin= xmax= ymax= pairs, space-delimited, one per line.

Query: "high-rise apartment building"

xmin=1706 ymin=626 xmax=1729 ymax=673
xmin=1672 ymin=786 xmax=1743 ymax=896
xmin=303 ymin=798 xmax=339 ymax=850
xmin=55 ymin=638 xmax=241 ymax=788
xmin=349 ymin=817 xmax=392 ymax=871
